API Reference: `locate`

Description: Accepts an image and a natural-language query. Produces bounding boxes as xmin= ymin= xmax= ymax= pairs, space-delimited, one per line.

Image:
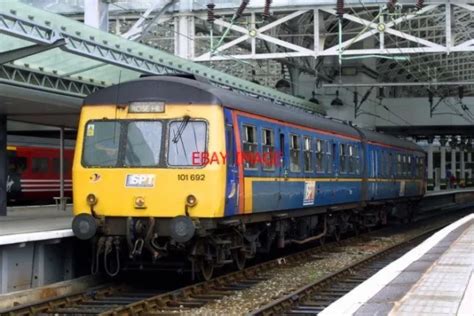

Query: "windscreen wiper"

xmin=172 ymin=115 xmax=191 ymax=144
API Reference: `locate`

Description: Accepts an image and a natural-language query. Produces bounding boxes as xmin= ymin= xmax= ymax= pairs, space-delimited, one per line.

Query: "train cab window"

xmin=168 ymin=120 xmax=207 ymax=166
xmin=242 ymin=125 xmax=258 ymax=169
xmin=290 ymin=134 xmax=301 ymax=172
xmin=32 ymin=157 xmax=49 ymax=173
xmin=303 ymin=136 xmax=313 ymax=173
xmin=339 ymin=143 xmax=347 ymax=173
xmin=262 ymin=128 xmax=275 ymax=171
xmin=315 ymin=139 xmax=324 ymax=173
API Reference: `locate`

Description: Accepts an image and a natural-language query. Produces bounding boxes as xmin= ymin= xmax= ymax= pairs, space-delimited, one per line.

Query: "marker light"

xmin=129 ymin=101 xmax=165 ymax=113
xmin=86 ymin=193 xmax=98 ymax=206
xmin=186 ymin=194 xmax=197 ymax=207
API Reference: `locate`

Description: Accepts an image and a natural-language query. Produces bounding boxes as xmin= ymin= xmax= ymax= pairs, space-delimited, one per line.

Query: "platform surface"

xmin=0 ymin=205 xmax=73 ymax=240
xmin=424 ymin=187 xmax=474 ymax=197
xmin=320 ymin=213 xmax=474 ymax=316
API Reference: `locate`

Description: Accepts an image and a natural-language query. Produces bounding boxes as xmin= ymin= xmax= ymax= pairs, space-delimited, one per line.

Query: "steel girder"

xmin=0 ymin=2 xmax=324 ymax=114
xmin=0 ymin=64 xmax=101 ymax=97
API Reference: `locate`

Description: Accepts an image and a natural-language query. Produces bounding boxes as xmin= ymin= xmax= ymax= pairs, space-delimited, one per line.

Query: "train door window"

xmin=225 ymin=124 xmax=234 ymax=166
xmin=315 ymin=139 xmax=324 ymax=173
xmin=348 ymin=145 xmax=354 ymax=174
xmin=262 ymin=128 xmax=275 ymax=171
xmin=280 ymin=133 xmax=285 ymax=168
xmin=290 ymin=134 xmax=301 ymax=172
xmin=303 ymin=136 xmax=313 ymax=173
xmin=329 ymin=142 xmax=335 ymax=174
xmin=32 ymin=157 xmax=49 ymax=174
xmin=242 ymin=124 xmax=258 ymax=169
xmin=339 ymin=143 xmax=346 ymax=173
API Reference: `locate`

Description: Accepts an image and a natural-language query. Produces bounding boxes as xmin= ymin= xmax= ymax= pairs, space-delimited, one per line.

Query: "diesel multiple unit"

xmin=72 ymin=75 xmax=426 ymax=279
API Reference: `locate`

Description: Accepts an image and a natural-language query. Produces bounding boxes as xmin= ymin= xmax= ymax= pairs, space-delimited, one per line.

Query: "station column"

xmin=451 ymin=141 xmax=457 ymax=188
xmin=427 ymin=139 xmax=434 ymax=190
xmin=460 ymin=143 xmax=466 ymax=187
xmin=439 ymin=137 xmax=447 ymax=190
xmin=0 ymin=115 xmax=6 ymax=216
xmin=467 ymin=142 xmax=472 ymax=187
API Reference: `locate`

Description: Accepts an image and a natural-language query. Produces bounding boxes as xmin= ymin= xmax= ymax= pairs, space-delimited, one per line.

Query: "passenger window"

xmin=32 ymin=158 xmax=49 ymax=173
xmin=53 ymin=158 xmax=71 ymax=174
xmin=353 ymin=145 xmax=360 ymax=175
xmin=328 ymin=142 xmax=334 ymax=173
xmin=303 ymin=136 xmax=313 ymax=173
xmin=290 ymin=134 xmax=301 ymax=172
xmin=397 ymin=154 xmax=402 ymax=176
xmin=348 ymin=145 xmax=354 ymax=173
xmin=8 ymin=156 xmax=27 ymax=174
xmin=262 ymin=128 xmax=275 ymax=171
xmin=402 ymin=155 xmax=407 ymax=176
xmin=388 ymin=152 xmax=393 ymax=176
xmin=408 ymin=156 xmax=412 ymax=177
xmin=243 ymin=125 xmax=258 ymax=169
xmin=315 ymin=139 xmax=324 ymax=173
xmin=339 ymin=143 xmax=346 ymax=173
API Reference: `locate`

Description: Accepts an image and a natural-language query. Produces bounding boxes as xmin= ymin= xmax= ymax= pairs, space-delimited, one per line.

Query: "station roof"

xmin=0 ymin=1 xmax=324 ymax=128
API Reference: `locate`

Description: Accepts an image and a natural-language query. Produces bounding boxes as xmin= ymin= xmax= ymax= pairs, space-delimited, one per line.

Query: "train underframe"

xmin=88 ymin=199 xmax=419 ymax=280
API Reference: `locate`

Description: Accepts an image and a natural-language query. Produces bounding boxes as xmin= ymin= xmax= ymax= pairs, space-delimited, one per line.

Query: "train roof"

xmin=84 ymin=75 xmax=423 ymax=153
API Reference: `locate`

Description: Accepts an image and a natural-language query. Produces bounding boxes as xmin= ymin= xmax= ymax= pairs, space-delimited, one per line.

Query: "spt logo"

xmin=126 ymin=174 xmax=156 ymax=188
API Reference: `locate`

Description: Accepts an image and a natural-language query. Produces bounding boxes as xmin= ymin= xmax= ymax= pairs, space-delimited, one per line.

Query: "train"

xmin=7 ymin=137 xmax=74 ymax=204
xmin=71 ymin=75 xmax=426 ymax=279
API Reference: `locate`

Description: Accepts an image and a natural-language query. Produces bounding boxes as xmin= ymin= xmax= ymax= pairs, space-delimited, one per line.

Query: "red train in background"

xmin=7 ymin=139 xmax=74 ymax=204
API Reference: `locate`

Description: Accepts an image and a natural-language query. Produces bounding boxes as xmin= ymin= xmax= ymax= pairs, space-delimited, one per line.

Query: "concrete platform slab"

xmin=319 ymin=213 xmax=474 ymax=316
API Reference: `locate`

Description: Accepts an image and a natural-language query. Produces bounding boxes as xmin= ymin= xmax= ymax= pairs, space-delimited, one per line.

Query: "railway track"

xmin=1 ymin=284 xmax=160 ymax=315
xmin=2 ymin=213 xmax=462 ymax=316
xmin=250 ymin=229 xmax=439 ymax=315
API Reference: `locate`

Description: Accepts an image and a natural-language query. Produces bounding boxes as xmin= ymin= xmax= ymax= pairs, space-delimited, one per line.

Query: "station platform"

xmin=320 ymin=213 xmax=474 ymax=316
xmin=0 ymin=205 xmax=73 ymax=245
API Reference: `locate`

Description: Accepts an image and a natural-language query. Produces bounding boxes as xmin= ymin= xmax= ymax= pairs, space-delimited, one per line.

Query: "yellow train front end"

xmin=72 ymin=100 xmax=227 ymax=276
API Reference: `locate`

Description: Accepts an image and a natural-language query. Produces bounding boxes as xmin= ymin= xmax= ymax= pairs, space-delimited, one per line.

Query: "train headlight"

xmin=86 ymin=193 xmax=98 ymax=206
xmin=186 ymin=194 xmax=197 ymax=207
xmin=72 ymin=213 xmax=97 ymax=240
xmin=169 ymin=216 xmax=195 ymax=243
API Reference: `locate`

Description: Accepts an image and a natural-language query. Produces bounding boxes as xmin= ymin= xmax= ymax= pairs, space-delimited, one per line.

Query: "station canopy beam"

xmin=0 ymin=1 xmax=325 ymax=114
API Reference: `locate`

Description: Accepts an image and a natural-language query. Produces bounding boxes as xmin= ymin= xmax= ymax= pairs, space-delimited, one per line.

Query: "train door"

xmin=278 ymin=129 xmax=287 ymax=209
xmin=224 ymin=121 xmax=238 ymax=216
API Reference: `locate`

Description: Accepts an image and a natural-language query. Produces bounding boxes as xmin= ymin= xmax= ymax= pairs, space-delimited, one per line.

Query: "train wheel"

xmin=232 ymin=249 xmax=246 ymax=271
xmin=198 ymin=258 xmax=214 ymax=281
